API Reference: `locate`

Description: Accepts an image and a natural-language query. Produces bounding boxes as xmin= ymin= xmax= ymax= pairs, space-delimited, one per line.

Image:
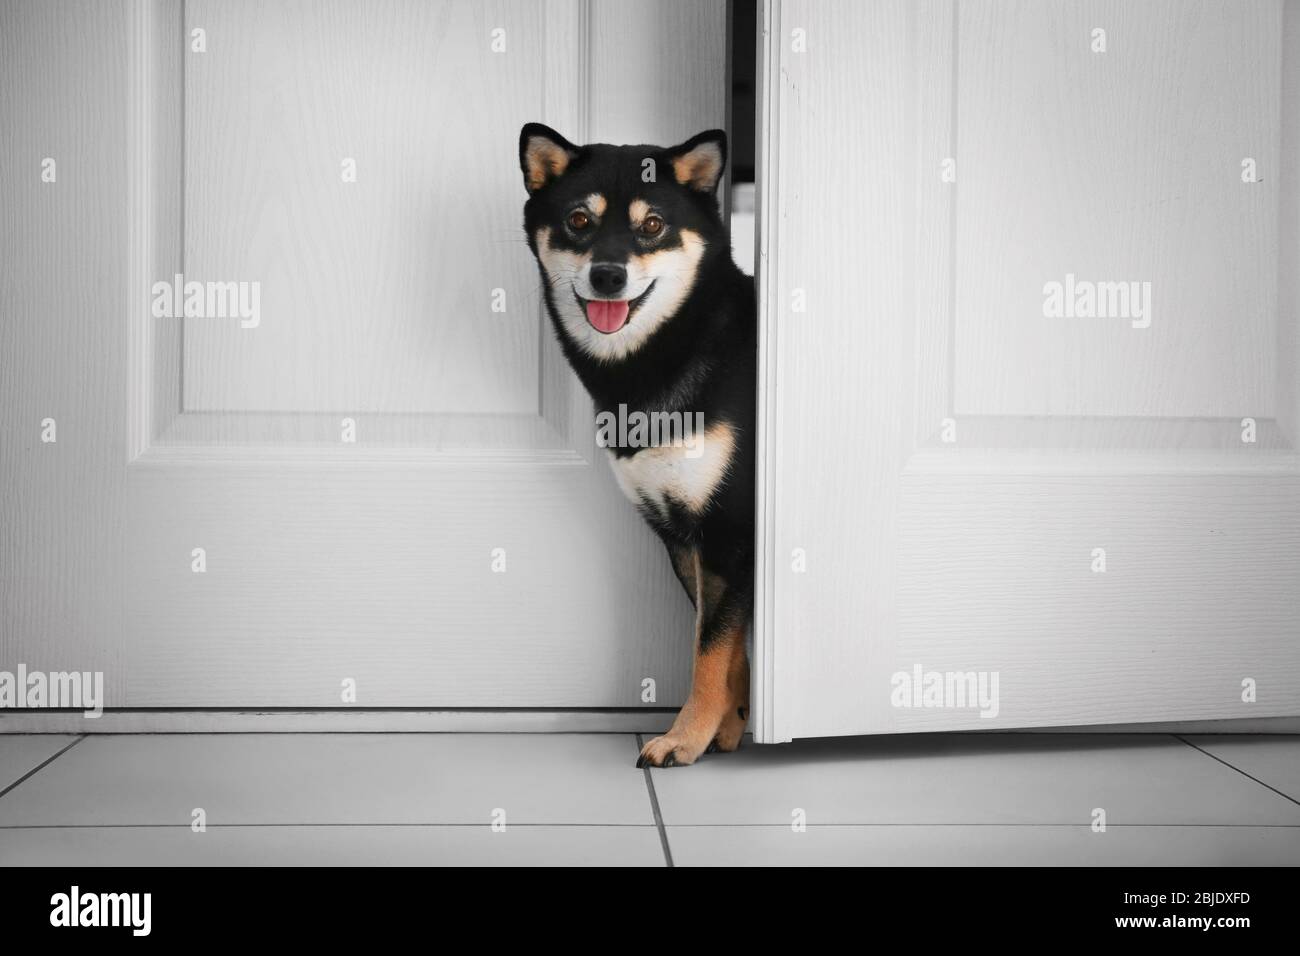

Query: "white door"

xmin=1 ymin=0 xmax=725 ymax=708
xmin=754 ymin=0 xmax=1300 ymax=741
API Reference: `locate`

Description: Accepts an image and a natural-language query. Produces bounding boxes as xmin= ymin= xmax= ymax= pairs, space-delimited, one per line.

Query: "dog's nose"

xmin=589 ymin=263 xmax=628 ymax=297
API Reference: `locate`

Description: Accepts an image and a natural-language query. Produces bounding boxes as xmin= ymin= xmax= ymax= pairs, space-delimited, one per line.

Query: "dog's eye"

xmin=568 ymin=209 xmax=592 ymax=230
xmin=639 ymin=215 xmax=665 ymax=237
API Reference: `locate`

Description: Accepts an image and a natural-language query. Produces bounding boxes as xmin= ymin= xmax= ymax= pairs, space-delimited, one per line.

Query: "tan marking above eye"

xmin=585 ymin=193 xmax=607 ymax=217
xmin=628 ymin=199 xmax=664 ymax=237
xmin=628 ymin=199 xmax=652 ymax=226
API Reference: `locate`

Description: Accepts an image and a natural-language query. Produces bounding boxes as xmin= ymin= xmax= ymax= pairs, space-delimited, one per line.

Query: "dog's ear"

xmin=664 ymin=130 xmax=727 ymax=194
xmin=520 ymin=123 xmax=579 ymax=194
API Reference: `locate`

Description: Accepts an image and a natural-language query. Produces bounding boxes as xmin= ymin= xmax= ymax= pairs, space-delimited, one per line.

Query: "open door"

xmin=753 ymin=0 xmax=1300 ymax=741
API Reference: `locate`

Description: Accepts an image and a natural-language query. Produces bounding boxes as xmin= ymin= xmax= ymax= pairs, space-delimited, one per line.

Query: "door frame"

xmin=752 ymin=0 xmax=786 ymax=743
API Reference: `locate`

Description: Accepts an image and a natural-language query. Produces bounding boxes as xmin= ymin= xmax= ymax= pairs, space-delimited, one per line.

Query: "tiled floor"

xmin=0 ymin=732 xmax=1297 ymax=865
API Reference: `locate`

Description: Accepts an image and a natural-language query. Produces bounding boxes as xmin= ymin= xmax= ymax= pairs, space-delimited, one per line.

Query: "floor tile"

xmin=0 ymin=825 xmax=665 ymax=866
xmin=0 ymin=735 xmax=78 ymax=791
xmin=1184 ymin=736 xmax=1300 ymax=804
xmin=667 ymin=825 xmax=1300 ymax=866
xmin=0 ymin=734 xmax=651 ymax=826
xmin=647 ymin=734 xmax=1300 ymax=826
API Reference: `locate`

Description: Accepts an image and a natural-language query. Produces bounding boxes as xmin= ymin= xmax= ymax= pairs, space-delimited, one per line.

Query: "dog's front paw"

xmin=636 ymin=733 xmax=709 ymax=768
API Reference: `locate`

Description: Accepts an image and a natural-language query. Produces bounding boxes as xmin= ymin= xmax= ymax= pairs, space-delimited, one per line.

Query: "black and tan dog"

xmin=519 ymin=124 xmax=755 ymax=767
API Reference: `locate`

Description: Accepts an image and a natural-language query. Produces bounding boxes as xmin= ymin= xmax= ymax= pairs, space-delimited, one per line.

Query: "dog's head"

xmin=519 ymin=123 xmax=727 ymax=363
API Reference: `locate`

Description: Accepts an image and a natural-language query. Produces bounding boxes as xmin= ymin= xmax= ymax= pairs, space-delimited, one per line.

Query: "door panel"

xmin=755 ymin=0 xmax=1300 ymax=741
xmin=954 ymin=0 xmax=1279 ymax=419
xmin=183 ymin=0 xmax=542 ymax=415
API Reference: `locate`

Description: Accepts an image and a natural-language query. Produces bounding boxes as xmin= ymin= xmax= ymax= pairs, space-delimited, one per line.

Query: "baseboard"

xmin=0 ymin=710 xmax=1296 ymax=735
xmin=0 ymin=709 xmax=679 ymax=734
xmin=1011 ymin=717 xmax=1300 ymax=734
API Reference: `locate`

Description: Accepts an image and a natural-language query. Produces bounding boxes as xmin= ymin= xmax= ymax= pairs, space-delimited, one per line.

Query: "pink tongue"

xmin=585 ymin=299 xmax=630 ymax=334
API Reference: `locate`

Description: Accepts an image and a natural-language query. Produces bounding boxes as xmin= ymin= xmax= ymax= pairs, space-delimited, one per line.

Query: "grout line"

xmin=0 ymin=822 xmax=1296 ymax=831
xmin=0 ymin=822 xmax=665 ymax=829
xmin=1175 ymin=735 xmax=1300 ymax=809
xmin=0 ymin=735 xmax=86 ymax=802
xmin=611 ymin=822 xmax=1300 ymax=829
xmin=636 ymin=733 xmax=674 ymax=867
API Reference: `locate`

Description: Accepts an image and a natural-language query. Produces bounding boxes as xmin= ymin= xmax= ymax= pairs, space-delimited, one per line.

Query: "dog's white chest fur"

xmin=607 ymin=422 xmax=735 ymax=515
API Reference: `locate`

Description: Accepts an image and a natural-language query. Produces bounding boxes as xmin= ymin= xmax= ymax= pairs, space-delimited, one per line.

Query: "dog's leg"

xmin=638 ymin=556 xmax=751 ymax=767
xmin=668 ymin=544 xmax=699 ymax=609
xmin=708 ymin=630 xmax=750 ymax=753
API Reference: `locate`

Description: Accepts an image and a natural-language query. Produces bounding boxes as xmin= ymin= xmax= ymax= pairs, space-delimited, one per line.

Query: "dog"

xmin=518 ymin=123 xmax=756 ymax=767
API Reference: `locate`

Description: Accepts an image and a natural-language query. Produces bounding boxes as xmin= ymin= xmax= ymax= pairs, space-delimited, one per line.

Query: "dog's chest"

xmin=607 ymin=422 xmax=735 ymax=517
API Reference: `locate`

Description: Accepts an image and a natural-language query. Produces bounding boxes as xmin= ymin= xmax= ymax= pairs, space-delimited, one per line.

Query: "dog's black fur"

xmin=519 ymin=124 xmax=755 ymax=766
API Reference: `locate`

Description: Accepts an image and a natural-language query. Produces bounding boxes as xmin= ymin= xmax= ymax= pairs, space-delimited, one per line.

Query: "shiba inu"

xmin=519 ymin=123 xmax=755 ymax=767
